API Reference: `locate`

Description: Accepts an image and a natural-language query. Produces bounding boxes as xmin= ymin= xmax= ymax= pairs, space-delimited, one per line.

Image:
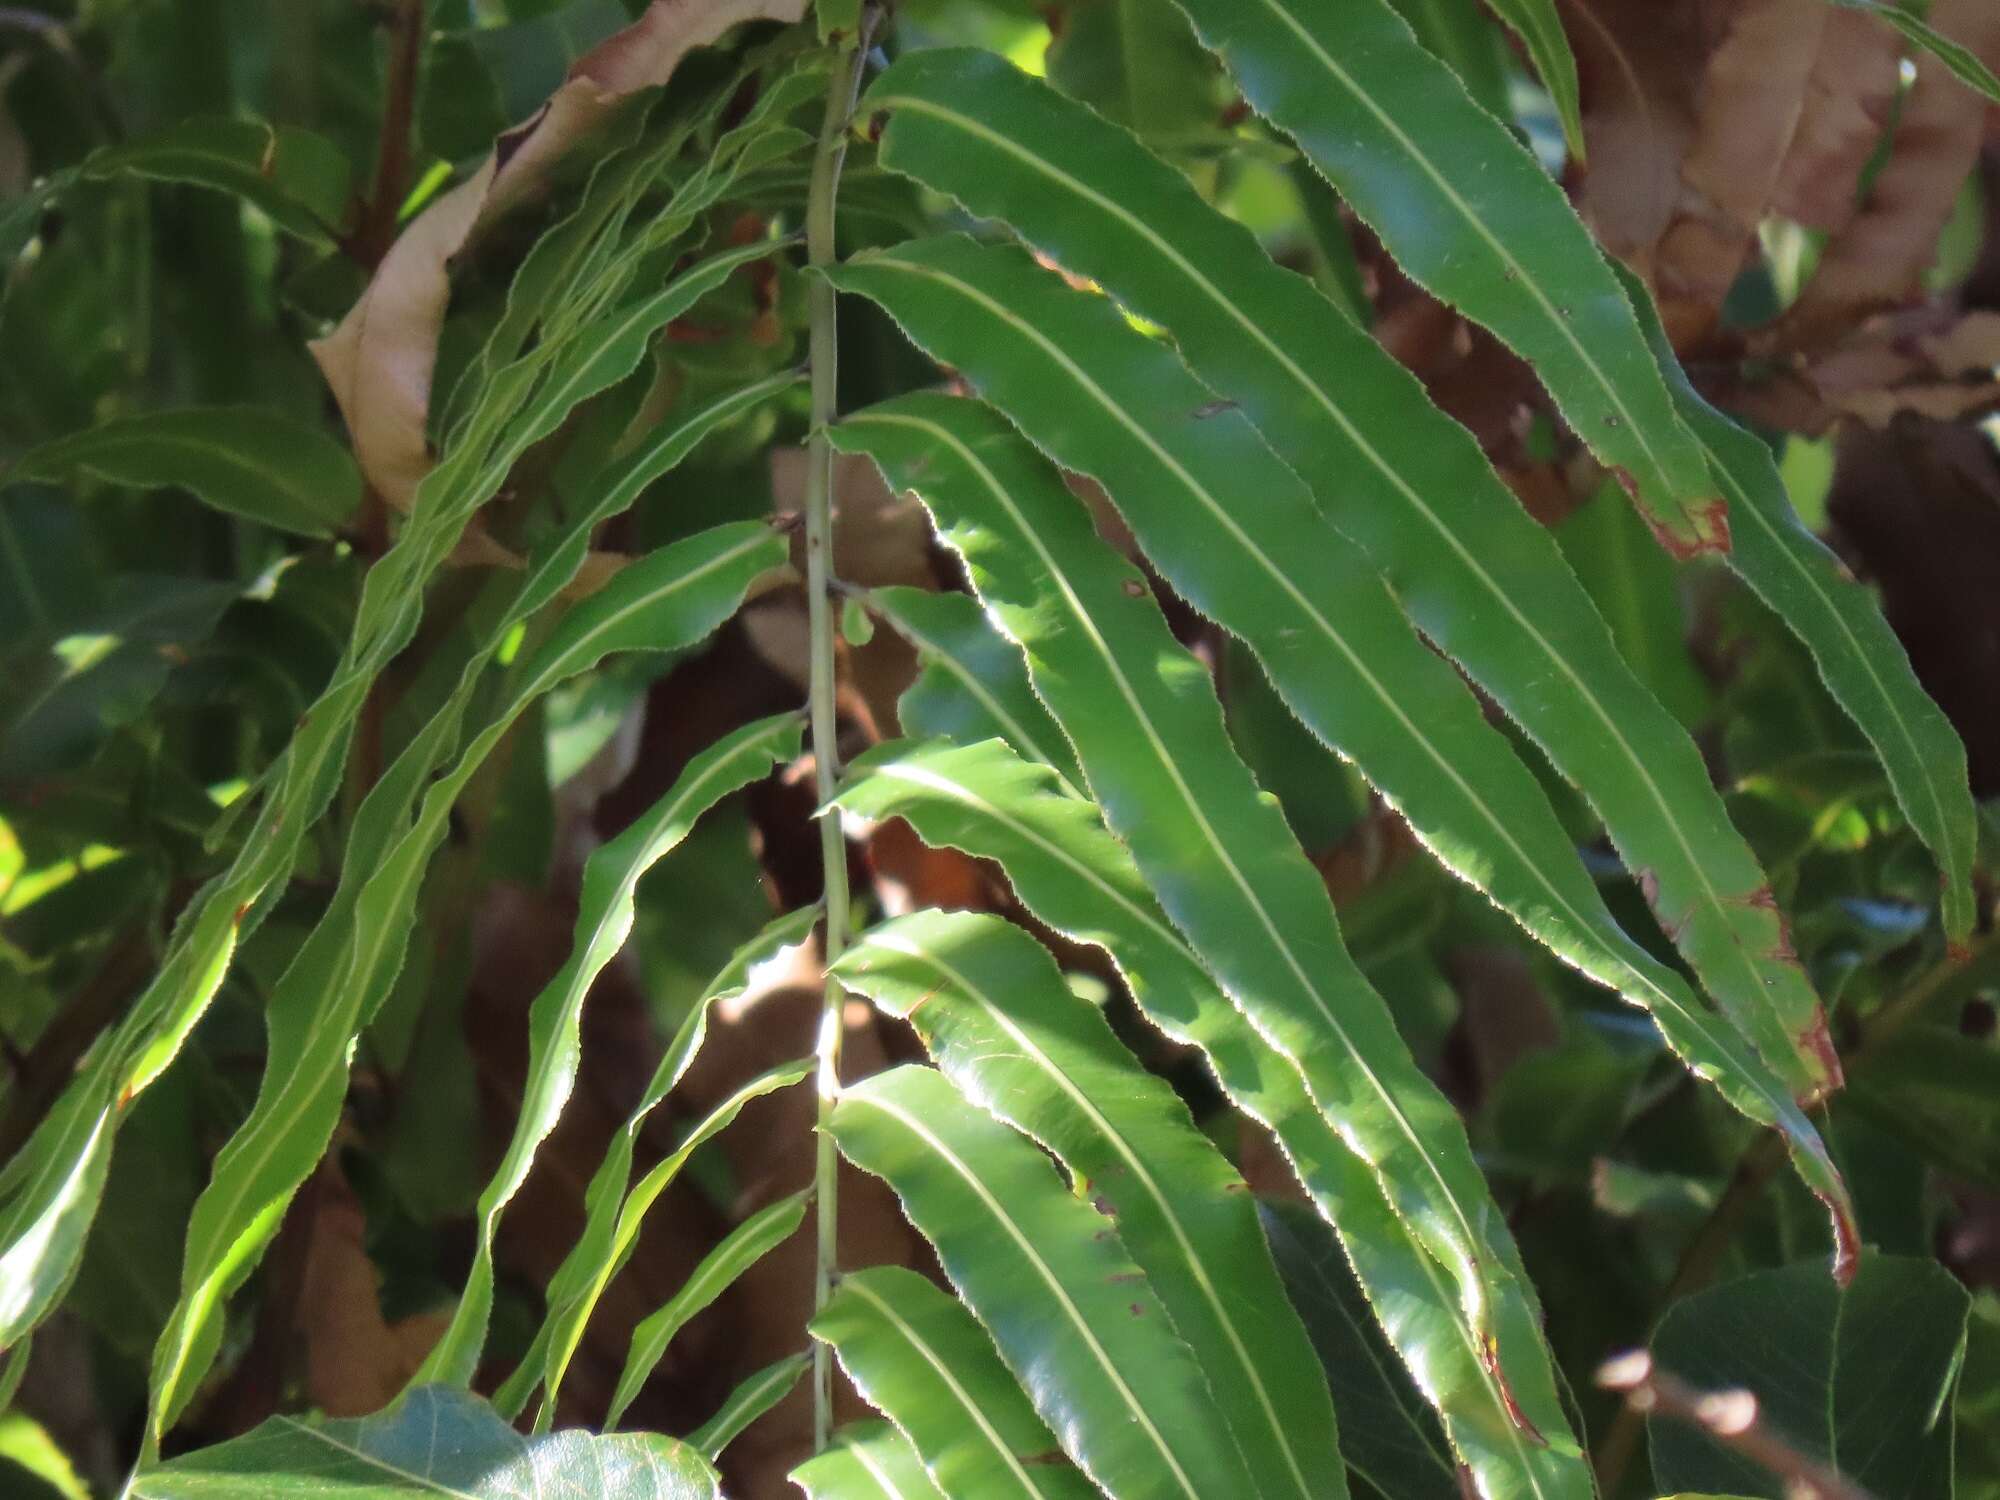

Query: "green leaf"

xmin=1259 ymin=1200 xmax=1458 ymax=1500
xmin=1619 ymin=261 xmax=1979 ymax=947
xmin=533 ymin=1059 xmax=812 ymax=1426
xmin=1481 ymin=0 xmax=1584 ymax=158
xmin=1382 ymin=0 xmax=1510 ymax=122
xmin=146 ymin=522 xmax=788 ymax=1434
xmin=826 ymin=397 xmax=1577 ymax=1477
xmin=0 ymin=360 xmax=797 ymax=1363
xmin=831 ymin=735 xmax=1592 ymax=1500
xmin=1649 ymin=1254 xmax=1971 ymax=1500
xmin=489 ymin=904 xmax=821 ymax=1421
xmin=424 ymin=713 xmax=804 ymax=1392
xmin=813 ymin=1266 xmax=1096 ymax=1499
xmin=127 ymin=1385 xmax=721 ymax=1498
xmin=11 ymin=407 xmax=362 ymax=537
xmin=854 ymin=52 xmax=1848 ymax=1113
xmin=828 ymin=229 xmax=1846 ymax=1219
xmin=862 ymin=584 xmax=1081 ymax=793
xmin=832 ymin=1066 xmax=1259 ymax=1498
xmin=686 ymin=1352 xmax=811 ymax=1460
xmin=835 ymin=909 xmax=1347 ymax=1500
xmin=1845 ymin=1027 xmax=2000 ymax=1190
xmin=1556 ymin=481 xmax=1711 ymax=730
xmin=791 ymin=1421 xmax=945 ymax=1500
xmin=609 ymin=1189 xmax=811 ymax=1425
xmin=818 ymin=0 xmax=863 ymax=41
xmin=1163 ymin=0 xmax=1724 ymax=553
xmin=1043 ymin=0 xmax=1220 ymax=142
xmin=78 ymin=118 xmax=352 ymax=244
xmin=1827 ymin=0 xmax=2000 ymax=106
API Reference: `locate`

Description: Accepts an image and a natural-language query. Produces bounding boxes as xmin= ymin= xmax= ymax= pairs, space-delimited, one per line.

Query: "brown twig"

xmin=347 ymin=0 xmax=427 ymax=270
xmin=1597 ymin=1350 xmax=1875 ymax=1500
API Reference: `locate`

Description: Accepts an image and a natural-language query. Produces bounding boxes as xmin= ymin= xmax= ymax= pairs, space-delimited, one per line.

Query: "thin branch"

xmin=348 ymin=0 xmax=427 ymax=270
xmin=1597 ymin=1351 xmax=1875 ymax=1500
xmin=806 ymin=4 xmax=881 ymax=1457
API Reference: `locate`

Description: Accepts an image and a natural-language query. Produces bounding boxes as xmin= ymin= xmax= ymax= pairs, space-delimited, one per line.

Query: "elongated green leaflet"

xmin=852 ymin=56 xmax=1845 ymax=1107
xmin=425 ymin=714 xmax=805 ymax=1390
xmin=791 ymin=1422 xmax=945 ymax=1500
xmin=0 ymin=254 xmax=800 ymax=1357
xmin=609 ymin=1189 xmax=811 ymax=1426
xmin=832 ymin=1066 xmax=1257 ymax=1498
xmin=1616 ymin=264 xmax=1979 ymax=949
xmin=861 ymin=584 xmax=1080 ymax=793
xmin=490 ymin=904 xmax=821 ymax=1421
xmin=1163 ymin=0 xmax=1725 ymax=553
xmin=1482 ymin=0 xmax=1583 ymax=157
xmin=1827 ymin=0 xmax=2000 ymax=105
xmin=146 ymin=521 xmax=789 ymax=1433
xmin=536 ymin=1059 xmax=813 ymax=1427
xmin=827 ymin=222 xmax=1839 ymax=1114
xmin=685 ymin=1352 xmax=811 ymax=1460
xmin=826 ymin=394 xmax=1559 ymax=1448
xmin=834 ymin=738 xmax=1590 ymax=1498
xmin=814 ymin=1267 xmax=1096 ymax=1500
xmin=835 ymin=910 xmax=1347 ymax=1500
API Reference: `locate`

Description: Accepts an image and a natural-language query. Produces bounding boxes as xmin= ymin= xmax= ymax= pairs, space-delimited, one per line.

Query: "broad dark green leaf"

xmin=1163 ymin=0 xmax=1725 ymax=553
xmin=424 ymin=713 xmax=805 ymax=1390
xmin=1961 ymin=1295 xmax=2000 ymax=1500
xmin=12 ymin=408 xmax=362 ymax=537
xmin=1259 ymin=1200 xmax=1458 ymax=1500
xmin=813 ymin=1266 xmax=1095 ymax=1499
xmin=79 ymin=118 xmax=352 ymax=243
xmin=1043 ymin=0 xmax=1219 ymax=143
xmin=854 ymin=53 xmax=1848 ymax=1122
xmin=127 ymin=1386 xmax=720 ymax=1498
xmin=609 ymin=1189 xmax=810 ymax=1425
xmin=1845 ymin=1027 xmax=2000 ymax=1190
xmin=1650 ymin=1254 xmax=1971 ymax=1500
xmin=791 ymin=1421 xmax=945 ymax=1500
xmin=833 ymin=1065 xmax=1258 ymax=1498
xmin=1620 ymin=262 xmax=1979 ymax=947
xmin=835 ymin=909 xmax=1346 ymax=1500
xmin=685 ymin=1353 xmax=810 ymax=1460
xmin=826 ymin=398 xmax=1579 ymax=1483
xmin=0 ymin=574 xmax=241 ymax=780
xmin=832 ymin=736 xmax=1592 ymax=1500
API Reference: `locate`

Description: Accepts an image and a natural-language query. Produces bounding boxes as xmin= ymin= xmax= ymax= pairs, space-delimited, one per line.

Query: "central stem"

xmin=806 ymin=13 xmax=874 ymax=1455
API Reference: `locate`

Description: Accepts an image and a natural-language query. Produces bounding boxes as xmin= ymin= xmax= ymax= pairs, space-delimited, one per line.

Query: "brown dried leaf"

xmin=1654 ymin=0 xmax=1827 ymax=344
xmin=1568 ymin=0 xmax=1709 ymax=272
xmin=297 ymin=1167 xmax=447 ymax=1418
xmin=1776 ymin=0 xmax=2000 ymax=349
xmin=1770 ymin=8 xmax=1902 ymax=233
xmin=311 ymin=0 xmax=808 ymax=508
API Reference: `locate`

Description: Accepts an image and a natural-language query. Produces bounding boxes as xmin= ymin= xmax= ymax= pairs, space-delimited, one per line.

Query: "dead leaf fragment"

xmin=311 ymin=0 xmax=809 ymax=509
xmin=1777 ymin=0 xmax=2000 ymax=348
